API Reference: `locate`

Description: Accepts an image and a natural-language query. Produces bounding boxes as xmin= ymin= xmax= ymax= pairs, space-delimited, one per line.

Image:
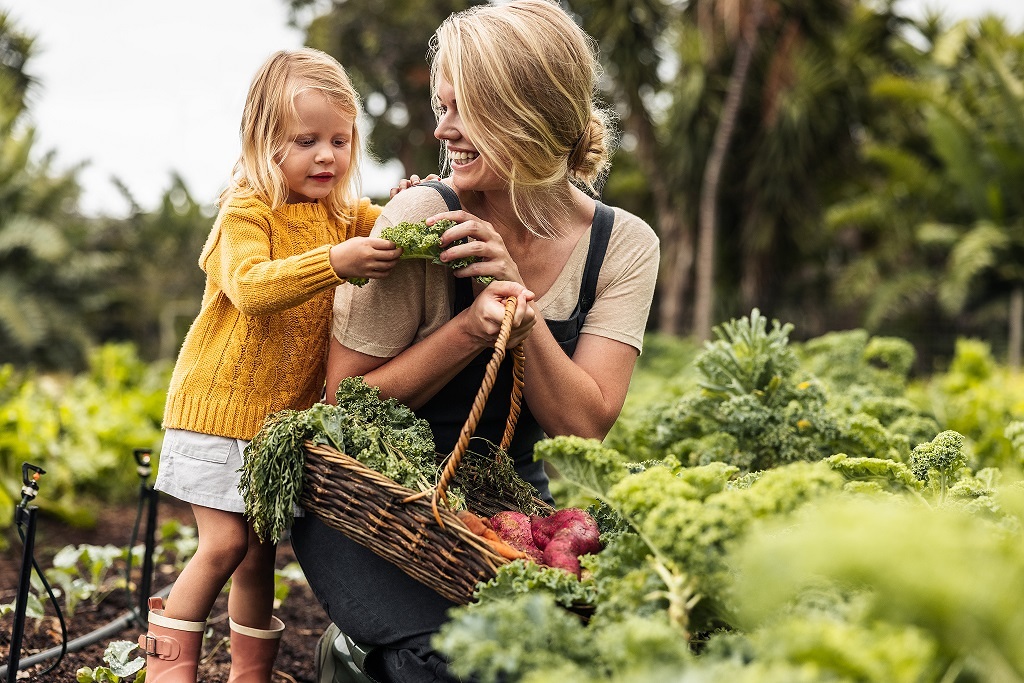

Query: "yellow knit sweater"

xmin=162 ymin=195 xmax=381 ymax=440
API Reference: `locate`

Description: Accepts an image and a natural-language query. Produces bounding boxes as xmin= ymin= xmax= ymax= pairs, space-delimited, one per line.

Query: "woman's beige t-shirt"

xmin=333 ymin=185 xmax=659 ymax=357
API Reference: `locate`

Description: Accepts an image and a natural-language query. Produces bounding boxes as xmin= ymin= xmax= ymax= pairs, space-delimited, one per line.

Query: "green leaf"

xmin=103 ymin=640 xmax=144 ymax=677
xmin=532 ymin=436 xmax=630 ymax=500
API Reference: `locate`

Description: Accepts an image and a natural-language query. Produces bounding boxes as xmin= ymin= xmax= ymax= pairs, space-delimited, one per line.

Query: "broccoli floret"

xmin=382 ymin=219 xmax=493 ymax=284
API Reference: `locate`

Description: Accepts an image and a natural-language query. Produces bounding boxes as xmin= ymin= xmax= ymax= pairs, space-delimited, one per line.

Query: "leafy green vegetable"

xmin=433 ymin=593 xmax=597 ymax=683
xmin=240 ymin=377 xmax=440 ymax=543
xmin=473 ymin=559 xmax=598 ymax=609
xmin=382 ymin=219 xmax=494 ymax=283
xmin=909 ymin=430 xmax=967 ymax=503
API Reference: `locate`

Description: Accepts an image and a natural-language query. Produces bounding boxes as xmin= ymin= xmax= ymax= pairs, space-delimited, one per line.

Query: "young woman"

xmin=292 ymin=2 xmax=660 ymax=680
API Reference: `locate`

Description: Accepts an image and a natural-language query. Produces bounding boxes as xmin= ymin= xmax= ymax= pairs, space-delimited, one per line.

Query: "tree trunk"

xmin=1009 ymin=285 xmax=1023 ymax=370
xmin=623 ymin=102 xmax=695 ymax=336
xmin=658 ymin=215 xmax=696 ymax=335
xmin=692 ymin=0 xmax=765 ymax=342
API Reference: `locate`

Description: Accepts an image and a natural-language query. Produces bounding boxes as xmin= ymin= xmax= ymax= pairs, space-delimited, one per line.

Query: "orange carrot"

xmin=458 ymin=510 xmax=528 ymax=560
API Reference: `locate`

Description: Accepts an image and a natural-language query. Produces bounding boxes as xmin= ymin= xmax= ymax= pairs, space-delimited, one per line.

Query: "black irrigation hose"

xmin=123 ymin=482 xmax=149 ymax=624
xmin=2 ymin=463 xmax=165 ymax=680
xmin=5 ymin=522 xmax=69 ymax=681
xmin=0 ymin=583 xmax=174 ymax=681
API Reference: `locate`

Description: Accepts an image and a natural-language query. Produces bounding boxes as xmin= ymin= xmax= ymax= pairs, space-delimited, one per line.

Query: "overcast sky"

xmin=5 ymin=0 xmax=1024 ymax=217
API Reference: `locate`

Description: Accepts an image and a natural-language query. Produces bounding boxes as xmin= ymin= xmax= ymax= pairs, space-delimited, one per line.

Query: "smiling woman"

xmin=289 ymin=1 xmax=660 ymax=681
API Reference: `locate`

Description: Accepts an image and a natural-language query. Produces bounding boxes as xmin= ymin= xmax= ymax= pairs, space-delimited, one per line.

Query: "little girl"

xmin=138 ymin=48 xmax=401 ymax=682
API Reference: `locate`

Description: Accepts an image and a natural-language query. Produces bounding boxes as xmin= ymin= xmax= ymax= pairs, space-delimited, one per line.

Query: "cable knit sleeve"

xmin=204 ymin=199 xmax=343 ymax=317
xmin=351 ymin=198 xmax=383 ymax=239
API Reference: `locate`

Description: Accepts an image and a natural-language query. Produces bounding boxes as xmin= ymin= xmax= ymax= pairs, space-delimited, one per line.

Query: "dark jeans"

xmin=290 ymin=513 xmax=469 ymax=683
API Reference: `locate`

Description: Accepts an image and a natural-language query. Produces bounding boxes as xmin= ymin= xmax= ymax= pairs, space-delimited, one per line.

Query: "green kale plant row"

xmin=433 ymin=310 xmax=1024 ymax=683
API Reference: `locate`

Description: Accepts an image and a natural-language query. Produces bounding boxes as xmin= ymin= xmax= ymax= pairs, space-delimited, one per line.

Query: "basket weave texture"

xmin=300 ymin=297 xmax=547 ymax=604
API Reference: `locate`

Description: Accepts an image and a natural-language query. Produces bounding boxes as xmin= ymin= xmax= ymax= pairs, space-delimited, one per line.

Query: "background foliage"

xmin=2 ymin=2 xmax=1024 ymax=371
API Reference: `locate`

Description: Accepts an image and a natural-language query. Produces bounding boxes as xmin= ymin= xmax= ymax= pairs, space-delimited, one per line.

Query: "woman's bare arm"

xmin=520 ymin=319 xmax=638 ymax=440
xmin=326 ymin=280 xmax=535 ymax=408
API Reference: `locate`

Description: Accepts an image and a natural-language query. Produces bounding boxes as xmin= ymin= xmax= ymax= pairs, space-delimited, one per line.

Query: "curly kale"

xmin=381 ymin=219 xmax=493 ymax=284
xmin=825 ymin=453 xmax=922 ymax=495
xmin=241 ymin=377 xmax=440 ymax=543
xmin=532 ymin=436 xmax=633 ymax=500
xmin=473 ymin=559 xmax=598 ymax=609
xmin=433 ymin=593 xmax=596 ymax=683
xmin=910 ymin=430 xmax=967 ymax=504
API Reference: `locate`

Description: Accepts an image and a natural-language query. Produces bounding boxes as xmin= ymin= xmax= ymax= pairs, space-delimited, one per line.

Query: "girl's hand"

xmin=329 ymin=237 xmax=401 ymax=281
xmin=462 ymin=280 xmax=535 ymax=350
xmin=430 ymin=210 xmax=523 ymax=284
xmin=389 ymin=173 xmax=441 ymax=199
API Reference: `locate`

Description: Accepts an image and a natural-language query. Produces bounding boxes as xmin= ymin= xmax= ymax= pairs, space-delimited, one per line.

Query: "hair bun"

xmin=569 ymin=110 xmax=614 ymax=193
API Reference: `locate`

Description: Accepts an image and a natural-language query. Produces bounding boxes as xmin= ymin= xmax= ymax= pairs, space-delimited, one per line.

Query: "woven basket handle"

xmin=403 ymin=296 xmax=524 ymax=525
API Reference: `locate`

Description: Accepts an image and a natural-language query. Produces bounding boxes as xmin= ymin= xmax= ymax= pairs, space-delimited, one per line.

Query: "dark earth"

xmin=1 ymin=496 xmax=330 ymax=682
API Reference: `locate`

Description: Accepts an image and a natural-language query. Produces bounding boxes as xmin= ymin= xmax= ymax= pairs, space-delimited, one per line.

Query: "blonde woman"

xmin=291 ymin=1 xmax=660 ymax=681
xmin=140 ymin=48 xmax=402 ymax=682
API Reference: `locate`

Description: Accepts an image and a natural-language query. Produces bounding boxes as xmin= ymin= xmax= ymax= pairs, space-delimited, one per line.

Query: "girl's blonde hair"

xmin=429 ymin=0 xmax=615 ymax=238
xmin=218 ymin=48 xmax=363 ymax=223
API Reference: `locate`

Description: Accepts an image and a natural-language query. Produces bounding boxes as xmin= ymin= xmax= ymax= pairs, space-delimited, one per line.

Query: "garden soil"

xmin=0 ymin=497 xmax=331 ymax=682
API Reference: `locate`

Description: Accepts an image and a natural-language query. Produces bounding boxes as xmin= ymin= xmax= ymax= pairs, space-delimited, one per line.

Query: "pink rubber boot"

xmin=138 ymin=597 xmax=206 ymax=682
xmin=227 ymin=616 xmax=286 ymax=682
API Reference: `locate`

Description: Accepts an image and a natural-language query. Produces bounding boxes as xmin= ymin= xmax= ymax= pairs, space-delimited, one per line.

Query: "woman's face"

xmin=434 ymin=76 xmax=504 ymax=192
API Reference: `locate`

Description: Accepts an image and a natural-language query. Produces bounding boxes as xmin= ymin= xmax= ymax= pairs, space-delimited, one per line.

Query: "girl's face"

xmin=434 ymin=76 xmax=503 ymax=193
xmin=280 ymin=89 xmax=354 ymax=203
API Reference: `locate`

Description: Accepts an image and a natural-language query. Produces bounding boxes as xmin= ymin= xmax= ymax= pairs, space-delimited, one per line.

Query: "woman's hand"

xmin=389 ymin=173 xmax=441 ymax=198
xmin=461 ymin=280 xmax=536 ymax=350
xmin=430 ymin=210 xmax=524 ymax=285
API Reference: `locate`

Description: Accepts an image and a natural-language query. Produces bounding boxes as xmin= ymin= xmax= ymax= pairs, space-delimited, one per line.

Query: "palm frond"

xmin=938 ymin=220 xmax=1010 ymax=313
xmin=0 ymin=216 xmax=66 ymax=261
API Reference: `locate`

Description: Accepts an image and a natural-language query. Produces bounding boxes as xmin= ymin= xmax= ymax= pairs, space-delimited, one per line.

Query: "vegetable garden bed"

xmin=0 ymin=497 xmax=327 ymax=682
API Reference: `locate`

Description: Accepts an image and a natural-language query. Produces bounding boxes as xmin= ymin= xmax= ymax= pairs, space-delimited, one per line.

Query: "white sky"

xmin=4 ymin=0 xmax=1024 ymax=217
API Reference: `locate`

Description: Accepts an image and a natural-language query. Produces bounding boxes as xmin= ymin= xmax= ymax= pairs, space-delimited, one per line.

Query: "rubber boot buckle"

xmin=139 ymin=633 xmax=180 ymax=660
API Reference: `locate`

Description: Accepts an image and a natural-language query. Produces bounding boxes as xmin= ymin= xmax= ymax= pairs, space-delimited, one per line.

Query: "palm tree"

xmin=689 ymin=0 xmax=863 ymax=341
xmin=0 ymin=13 xmax=129 ymax=369
xmin=826 ymin=15 xmax=1024 ymax=365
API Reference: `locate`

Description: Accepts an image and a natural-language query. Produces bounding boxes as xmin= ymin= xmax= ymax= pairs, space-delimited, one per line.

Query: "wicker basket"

xmin=299 ymin=297 xmax=550 ymax=605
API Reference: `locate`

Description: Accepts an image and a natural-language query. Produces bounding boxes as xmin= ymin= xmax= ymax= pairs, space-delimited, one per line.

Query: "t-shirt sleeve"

xmin=579 ymin=209 xmax=660 ymax=353
xmin=332 ymin=186 xmax=454 ymax=357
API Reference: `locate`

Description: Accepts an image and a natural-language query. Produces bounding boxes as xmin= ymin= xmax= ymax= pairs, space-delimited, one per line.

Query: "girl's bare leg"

xmin=162 ymin=505 xmax=250 ymax=622
xmin=226 ymin=522 xmax=278 ymax=629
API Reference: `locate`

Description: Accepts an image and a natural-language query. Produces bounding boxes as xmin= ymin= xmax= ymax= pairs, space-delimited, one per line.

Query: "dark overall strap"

xmin=544 ymin=201 xmax=614 ymax=356
xmin=580 ymin=202 xmax=614 ymax=314
xmin=419 ymin=180 xmax=460 ymax=211
xmin=418 ymin=181 xmax=475 ymax=314
xmin=413 ymin=192 xmax=615 ymax=504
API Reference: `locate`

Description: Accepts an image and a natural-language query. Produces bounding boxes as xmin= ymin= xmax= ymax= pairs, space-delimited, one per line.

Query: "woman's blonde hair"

xmin=218 ymin=48 xmax=363 ymax=223
xmin=429 ymin=0 xmax=615 ymax=238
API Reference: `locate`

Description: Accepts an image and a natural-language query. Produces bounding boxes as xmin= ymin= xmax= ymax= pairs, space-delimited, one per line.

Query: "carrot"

xmin=458 ymin=510 xmax=528 ymax=560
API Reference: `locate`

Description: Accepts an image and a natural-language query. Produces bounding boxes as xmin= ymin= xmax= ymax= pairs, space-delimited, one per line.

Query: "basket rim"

xmin=301 ymin=439 xmax=510 ymax=570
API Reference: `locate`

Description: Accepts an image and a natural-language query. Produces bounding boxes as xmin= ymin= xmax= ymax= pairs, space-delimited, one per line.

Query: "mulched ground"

xmin=0 ymin=496 xmax=331 ymax=682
